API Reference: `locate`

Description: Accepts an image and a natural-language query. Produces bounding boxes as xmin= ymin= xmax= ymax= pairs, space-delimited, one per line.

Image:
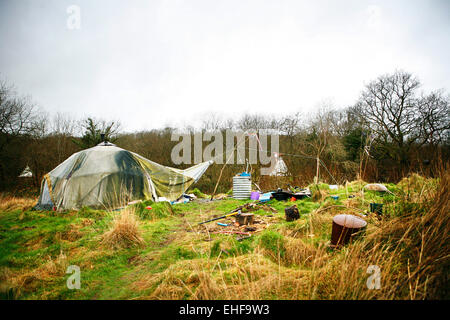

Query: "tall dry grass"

xmin=364 ymin=171 xmax=449 ymax=299
xmin=0 ymin=194 xmax=37 ymax=212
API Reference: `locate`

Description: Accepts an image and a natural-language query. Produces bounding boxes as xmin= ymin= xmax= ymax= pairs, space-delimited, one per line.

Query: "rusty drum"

xmin=331 ymin=214 xmax=367 ymax=247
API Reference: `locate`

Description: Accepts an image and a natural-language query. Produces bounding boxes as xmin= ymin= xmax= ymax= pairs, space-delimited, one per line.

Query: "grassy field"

xmin=0 ymin=173 xmax=448 ymax=300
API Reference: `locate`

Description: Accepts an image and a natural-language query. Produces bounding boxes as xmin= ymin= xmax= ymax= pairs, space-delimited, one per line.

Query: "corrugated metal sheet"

xmin=233 ymin=175 xmax=251 ymax=199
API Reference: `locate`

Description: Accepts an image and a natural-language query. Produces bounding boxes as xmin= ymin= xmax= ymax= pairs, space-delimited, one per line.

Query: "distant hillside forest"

xmin=1 ymin=70 xmax=449 ymax=195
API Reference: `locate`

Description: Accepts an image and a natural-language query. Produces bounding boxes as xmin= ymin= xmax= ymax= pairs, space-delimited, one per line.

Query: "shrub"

xmin=190 ymin=188 xmax=208 ymax=199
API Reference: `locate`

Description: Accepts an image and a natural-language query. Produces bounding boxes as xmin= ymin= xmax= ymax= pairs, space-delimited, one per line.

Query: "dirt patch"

xmin=197 ymin=214 xmax=278 ymax=239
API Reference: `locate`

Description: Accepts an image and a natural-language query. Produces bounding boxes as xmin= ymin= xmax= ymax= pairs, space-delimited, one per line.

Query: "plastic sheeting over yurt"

xmin=35 ymin=142 xmax=212 ymax=210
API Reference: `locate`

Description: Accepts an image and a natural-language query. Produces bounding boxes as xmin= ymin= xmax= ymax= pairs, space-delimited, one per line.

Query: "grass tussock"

xmin=101 ymin=208 xmax=145 ymax=249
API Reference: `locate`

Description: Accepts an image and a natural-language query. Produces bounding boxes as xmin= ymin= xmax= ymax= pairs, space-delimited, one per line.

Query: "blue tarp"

xmin=259 ymin=192 xmax=273 ymax=202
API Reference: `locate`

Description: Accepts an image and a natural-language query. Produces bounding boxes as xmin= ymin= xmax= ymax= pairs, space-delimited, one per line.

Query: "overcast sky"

xmin=0 ymin=0 xmax=449 ymax=132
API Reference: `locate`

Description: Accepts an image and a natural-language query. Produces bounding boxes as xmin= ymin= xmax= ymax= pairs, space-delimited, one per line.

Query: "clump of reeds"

xmin=101 ymin=207 xmax=145 ymax=249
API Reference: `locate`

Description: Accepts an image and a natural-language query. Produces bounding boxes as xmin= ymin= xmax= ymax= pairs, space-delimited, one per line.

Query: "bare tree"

xmin=50 ymin=113 xmax=78 ymax=162
xmin=237 ymin=113 xmax=270 ymax=131
xmin=417 ymin=90 xmax=450 ymax=146
xmin=201 ymin=112 xmax=225 ymax=131
xmin=354 ymin=71 xmax=423 ymax=166
xmin=0 ymin=81 xmax=39 ymax=147
xmin=0 ymin=81 xmax=41 ymax=185
xmin=304 ymin=106 xmax=334 ymax=182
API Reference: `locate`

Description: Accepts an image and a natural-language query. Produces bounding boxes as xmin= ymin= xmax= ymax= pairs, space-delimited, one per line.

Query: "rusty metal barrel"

xmin=331 ymin=214 xmax=367 ymax=247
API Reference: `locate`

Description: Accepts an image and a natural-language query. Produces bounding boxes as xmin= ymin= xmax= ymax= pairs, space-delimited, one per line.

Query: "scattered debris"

xmin=250 ymin=191 xmax=260 ymax=200
xmin=236 ymin=235 xmax=252 ymax=241
xmin=271 ymin=188 xmax=311 ymax=201
xmin=171 ymin=193 xmax=197 ymax=204
xmin=198 ymin=209 xmax=241 ymax=225
xmin=363 ymin=183 xmax=389 ymax=192
xmin=18 ymin=165 xmax=33 ymax=178
xmin=213 ymin=193 xmax=228 ymax=200
xmin=259 ymin=192 xmax=273 ymax=202
xmin=197 ymin=206 xmax=276 ymax=238
xmin=211 ymin=231 xmax=250 ymax=235
xmin=285 ymin=205 xmax=300 ymax=221
xmin=217 ymin=222 xmax=229 ymax=227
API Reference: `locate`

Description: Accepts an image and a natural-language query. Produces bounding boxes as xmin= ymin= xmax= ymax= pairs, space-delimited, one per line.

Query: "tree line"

xmin=1 ymin=70 xmax=448 ymax=194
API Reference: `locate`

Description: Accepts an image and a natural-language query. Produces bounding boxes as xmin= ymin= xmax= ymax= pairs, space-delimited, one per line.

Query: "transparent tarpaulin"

xmin=35 ymin=144 xmax=212 ymax=210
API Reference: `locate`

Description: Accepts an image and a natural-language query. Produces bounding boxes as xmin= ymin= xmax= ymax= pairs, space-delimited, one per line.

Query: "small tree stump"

xmin=285 ymin=205 xmax=300 ymax=221
xmin=236 ymin=213 xmax=254 ymax=225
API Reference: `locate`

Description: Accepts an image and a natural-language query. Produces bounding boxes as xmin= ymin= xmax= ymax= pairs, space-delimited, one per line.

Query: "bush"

xmin=190 ymin=188 xmax=208 ymax=199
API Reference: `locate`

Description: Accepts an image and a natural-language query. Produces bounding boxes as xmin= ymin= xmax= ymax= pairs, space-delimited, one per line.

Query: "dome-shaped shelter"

xmin=36 ymin=142 xmax=212 ymax=210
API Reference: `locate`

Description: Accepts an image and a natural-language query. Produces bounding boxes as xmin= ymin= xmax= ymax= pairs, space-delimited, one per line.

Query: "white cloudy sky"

xmin=0 ymin=0 xmax=449 ymax=131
